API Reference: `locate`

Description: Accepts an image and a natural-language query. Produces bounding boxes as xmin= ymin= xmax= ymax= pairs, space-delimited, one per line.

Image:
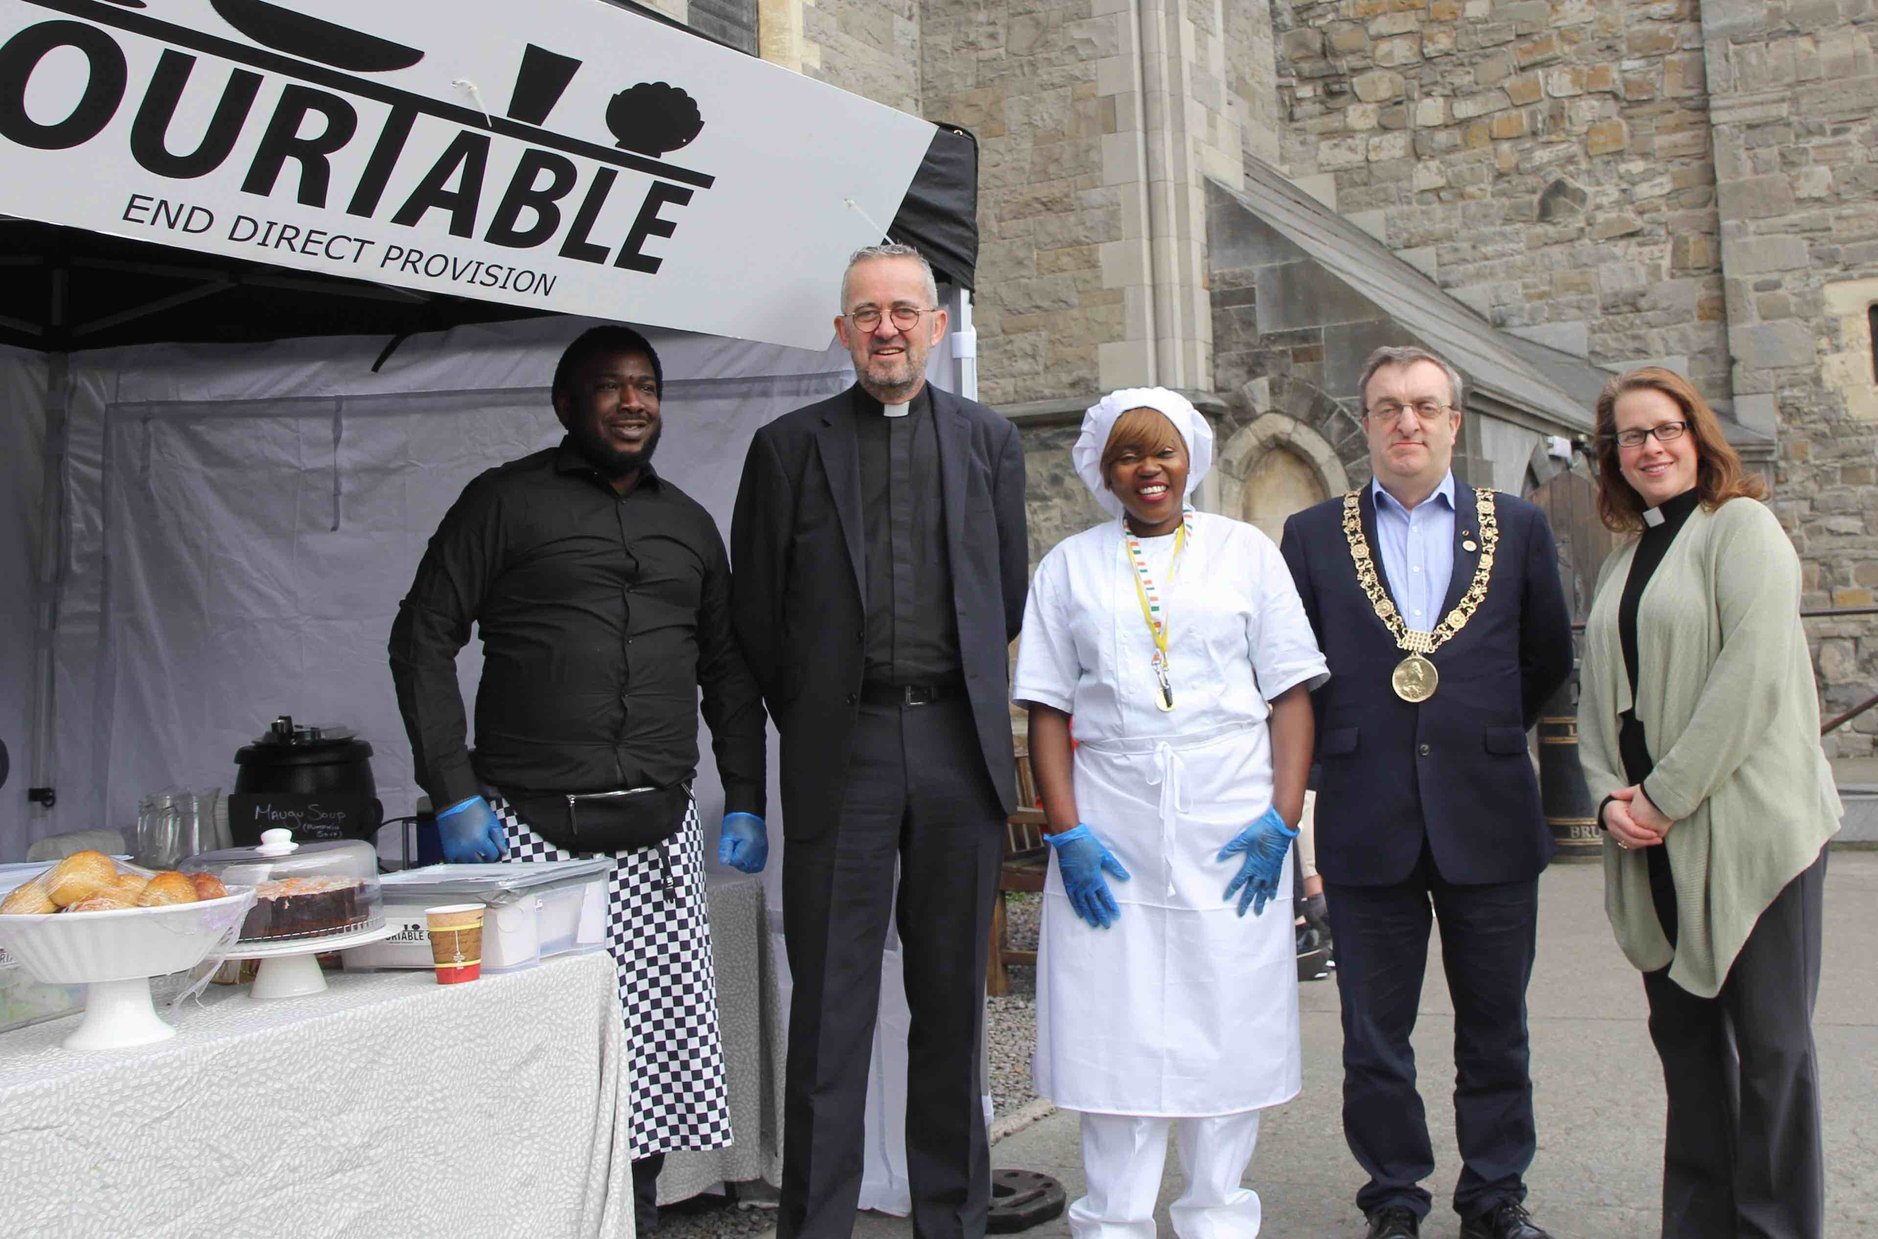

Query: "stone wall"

xmin=638 ymin=0 xmax=690 ymax=24
xmin=1018 ymin=419 xmax=1112 ymax=564
xmin=1227 ymin=0 xmax=1284 ymax=167
xmin=919 ymin=0 xmax=1121 ymax=408
xmin=801 ymin=0 xmax=923 ymax=112
xmin=1704 ymin=0 xmax=1878 ymax=755
xmin=1275 ymin=0 xmax=1730 ymax=399
xmin=781 ymin=1 xmax=1876 ymax=733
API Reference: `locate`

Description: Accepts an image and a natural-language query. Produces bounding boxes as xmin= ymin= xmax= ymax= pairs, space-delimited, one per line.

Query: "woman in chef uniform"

xmin=1014 ymin=388 xmax=1326 ymax=1239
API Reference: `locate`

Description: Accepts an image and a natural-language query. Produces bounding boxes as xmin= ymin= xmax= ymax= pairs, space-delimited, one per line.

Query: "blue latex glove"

xmin=1217 ymin=805 xmax=1298 ymax=917
xmin=717 ymin=812 xmax=769 ymax=874
xmin=436 ymin=796 xmax=507 ymax=864
xmin=1046 ymin=824 xmax=1132 ymax=929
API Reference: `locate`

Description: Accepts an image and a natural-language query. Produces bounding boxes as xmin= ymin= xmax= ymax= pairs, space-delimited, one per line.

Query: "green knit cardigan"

xmin=1578 ymin=496 xmax=1841 ymax=998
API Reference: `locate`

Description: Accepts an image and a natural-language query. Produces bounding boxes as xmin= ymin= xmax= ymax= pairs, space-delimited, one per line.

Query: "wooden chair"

xmin=988 ymin=741 xmax=1049 ymax=996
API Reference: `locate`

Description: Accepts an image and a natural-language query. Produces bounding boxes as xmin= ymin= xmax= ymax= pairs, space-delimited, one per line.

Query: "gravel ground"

xmin=986 ymin=891 xmax=1042 ymax=1120
xmin=661 ymin=893 xmax=1046 ymax=1239
xmin=657 ymin=1189 xmax=776 ymax=1239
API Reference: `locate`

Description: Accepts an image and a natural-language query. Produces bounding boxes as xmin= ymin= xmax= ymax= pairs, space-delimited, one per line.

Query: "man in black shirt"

xmin=732 ymin=245 xmax=1028 ymax=1239
xmin=388 ymin=325 xmax=767 ymax=1234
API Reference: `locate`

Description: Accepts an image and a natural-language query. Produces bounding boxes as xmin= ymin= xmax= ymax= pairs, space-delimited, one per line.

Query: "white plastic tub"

xmin=343 ymin=859 xmax=609 ymax=971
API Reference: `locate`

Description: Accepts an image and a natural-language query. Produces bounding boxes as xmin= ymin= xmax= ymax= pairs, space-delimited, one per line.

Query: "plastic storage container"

xmin=0 ymin=965 xmax=86 ymax=1033
xmin=345 ymin=860 xmax=609 ymax=971
xmin=184 ymin=828 xmax=383 ymax=943
xmin=0 ymin=862 xmax=84 ymax=1033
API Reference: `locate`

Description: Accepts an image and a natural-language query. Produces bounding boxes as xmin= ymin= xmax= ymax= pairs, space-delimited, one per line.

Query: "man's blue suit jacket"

xmin=1280 ymin=484 xmax=1573 ymax=887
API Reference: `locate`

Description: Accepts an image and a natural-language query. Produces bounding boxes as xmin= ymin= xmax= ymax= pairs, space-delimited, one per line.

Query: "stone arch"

xmin=1216 ymin=412 xmax=1350 ymax=543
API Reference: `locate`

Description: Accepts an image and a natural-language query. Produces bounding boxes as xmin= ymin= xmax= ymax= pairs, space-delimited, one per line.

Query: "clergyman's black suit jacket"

xmin=730 ymin=381 xmax=1027 ymax=1239
xmin=729 ymin=382 xmax=1028 ymax=837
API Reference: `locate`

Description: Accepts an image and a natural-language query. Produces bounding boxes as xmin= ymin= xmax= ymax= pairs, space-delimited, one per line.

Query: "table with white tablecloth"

xmin=658 ymin=868 xmax=785 ymax=1204
xmin=0 ymin=952 xmax=634 ymax=1238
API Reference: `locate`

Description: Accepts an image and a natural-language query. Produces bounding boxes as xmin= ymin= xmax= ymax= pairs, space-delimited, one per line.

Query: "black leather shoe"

xmin=1460 ymin=1201 xmax=1552 ymax=1239
xmin=1297 ymin=922 xmax=1331 ymax=980
xmin=1365 ymin=1205 xmax=1420 ymax=1239
xmin=1302 ymin=891 xmax=1335 ymax=970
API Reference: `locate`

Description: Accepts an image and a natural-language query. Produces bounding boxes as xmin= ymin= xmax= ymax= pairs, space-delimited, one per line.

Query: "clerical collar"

xmin=855 ymin=386 xmax=930 ymax=420
xmin=1641 ymin=487 xmax=1700 ymax=532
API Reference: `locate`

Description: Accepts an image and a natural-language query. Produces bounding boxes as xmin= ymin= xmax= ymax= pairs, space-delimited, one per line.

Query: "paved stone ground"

xmin=817 ymin=849 xmax=1878 ymax=1239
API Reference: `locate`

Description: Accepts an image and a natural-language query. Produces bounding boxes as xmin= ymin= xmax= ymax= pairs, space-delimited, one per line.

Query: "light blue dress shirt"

xmin=1371 ymin=472 xmax=1456 ymax=632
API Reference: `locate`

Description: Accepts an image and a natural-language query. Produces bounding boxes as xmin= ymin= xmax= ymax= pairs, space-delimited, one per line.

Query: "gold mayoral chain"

xmin=1340 ymin=488 xmax=1499 ymax=703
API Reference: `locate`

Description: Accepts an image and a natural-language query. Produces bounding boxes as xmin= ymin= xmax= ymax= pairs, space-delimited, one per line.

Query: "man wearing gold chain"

xmin=1279 ymin=346 xmax=1572 ymax=1239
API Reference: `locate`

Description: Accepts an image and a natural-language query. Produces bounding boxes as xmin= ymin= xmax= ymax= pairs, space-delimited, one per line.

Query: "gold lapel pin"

xmin=1462 ymin=537 xmax=1479 ymax=553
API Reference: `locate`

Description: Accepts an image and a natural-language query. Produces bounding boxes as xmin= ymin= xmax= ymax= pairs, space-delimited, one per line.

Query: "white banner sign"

xmin=0 ymin=0 xmax=937 ymax=348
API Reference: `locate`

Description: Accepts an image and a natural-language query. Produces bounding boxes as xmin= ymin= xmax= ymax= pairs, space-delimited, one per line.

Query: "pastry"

xmin=66 ymin=890 xmax=139 ymax=913
xmin=106 ymin=874 xmax=150 ymax=902
xmin=45 ymin=850 xmax=117 ymax=908
xmin=0 ymin=880 xmax=56 ymax=915
xmin=136 ymin=871 xmax=199 ymax=907
xmin=190 ymin=873 xmax=229 ymax=901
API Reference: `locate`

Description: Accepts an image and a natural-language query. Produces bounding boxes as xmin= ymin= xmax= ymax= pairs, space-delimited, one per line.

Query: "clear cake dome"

xmin=182 ymin=829 xmax=382 ymax=942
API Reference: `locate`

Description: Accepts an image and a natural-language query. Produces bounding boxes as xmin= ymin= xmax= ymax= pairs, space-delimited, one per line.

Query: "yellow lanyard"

xmin=1125 ymin=512 xmax=1191 ymax=711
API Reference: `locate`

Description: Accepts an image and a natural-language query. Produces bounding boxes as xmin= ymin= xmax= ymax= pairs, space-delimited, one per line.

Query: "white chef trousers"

xmin=1067 ymin=1109 xmax=1264 ymax=1239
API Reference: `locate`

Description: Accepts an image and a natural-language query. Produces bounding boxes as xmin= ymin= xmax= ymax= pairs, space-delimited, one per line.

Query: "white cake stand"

xmin=0 ymin=890 xmax=256 ymax=1052
xmin=223 ymin=923 xmax=398 ymax=1000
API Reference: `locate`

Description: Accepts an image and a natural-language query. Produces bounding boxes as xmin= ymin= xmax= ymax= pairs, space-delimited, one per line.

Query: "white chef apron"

xmin=1035 ymin=719 xmax=1301 ymax=1117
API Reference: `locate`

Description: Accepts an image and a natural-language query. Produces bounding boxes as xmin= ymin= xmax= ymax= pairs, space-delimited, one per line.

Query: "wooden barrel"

xmin=1537 ymin=675 xmax=1602 ymax=862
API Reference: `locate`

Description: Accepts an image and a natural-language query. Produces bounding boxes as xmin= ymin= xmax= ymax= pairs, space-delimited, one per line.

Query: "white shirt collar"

xmin=882 ymin=401 xmax=911 ymax=419
xmin=1371 ymin=470 xmax=1457 ymax=516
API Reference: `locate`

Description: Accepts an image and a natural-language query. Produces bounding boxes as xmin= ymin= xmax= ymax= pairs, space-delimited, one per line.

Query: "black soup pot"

xmin=229 ymin=715 xmax=384 ymax=845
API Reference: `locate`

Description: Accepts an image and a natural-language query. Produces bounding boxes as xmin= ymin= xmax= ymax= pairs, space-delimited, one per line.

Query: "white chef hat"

xmin=1070 ymin=387 xmax=1216 ymax=518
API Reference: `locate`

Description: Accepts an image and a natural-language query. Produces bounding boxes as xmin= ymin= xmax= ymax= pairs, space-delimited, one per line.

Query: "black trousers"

xmin=1643 ymin=847 xmax=1827 ymax=1239
xmin=778 ymin=697 xmax=1005 ymax=1239
xmin=632 ymin=1154 xmax=664 ymax=1234
xmin=1325 ymin=845 xmax=1540 ymax=1221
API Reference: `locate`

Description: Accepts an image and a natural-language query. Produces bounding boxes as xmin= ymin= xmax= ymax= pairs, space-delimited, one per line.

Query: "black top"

xmin=1616 ymin=487 xmax=1702 ymax=785
xmin=1615 ymin=487 xmax=1700 ymax=945
xmin=853 ymin=386 xmax=961 ymax=685
xmin=388 ymin=441 xmax=765 ymax=816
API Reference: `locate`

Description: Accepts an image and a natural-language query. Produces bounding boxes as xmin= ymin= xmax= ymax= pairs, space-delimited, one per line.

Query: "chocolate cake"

xmin=240 ymin=876 xmax=369 ymax=941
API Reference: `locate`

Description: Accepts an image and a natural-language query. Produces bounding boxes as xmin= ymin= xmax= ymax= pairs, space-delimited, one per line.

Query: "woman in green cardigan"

xmin=1578 ymin=366 xmax=1840 ymax=1239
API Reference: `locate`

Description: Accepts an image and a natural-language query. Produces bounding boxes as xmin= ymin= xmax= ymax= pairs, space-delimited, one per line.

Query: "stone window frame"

xmin=1869 ymin=304 xmax=1877 ymax=384
xmin=614 ymin=0 xmax=759 ymax=56
xmin=1820 ymin=277 xmax=1878 ymax=424
xmin=1215 ymin=412 xmax=1351 ymax=524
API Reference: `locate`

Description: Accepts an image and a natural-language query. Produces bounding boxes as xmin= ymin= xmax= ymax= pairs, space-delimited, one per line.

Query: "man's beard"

xmin=571 ymin=421 xmax=661 ymax=479
xmin=858 ymin=353 xmax=923 ymax=402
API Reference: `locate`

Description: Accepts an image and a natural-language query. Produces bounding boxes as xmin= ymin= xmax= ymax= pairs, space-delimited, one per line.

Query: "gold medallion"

xmin=1391 ymin=653 xmax=1439 ymax=703
xmin=1342 ymin=487 xmax=1499 ymax=707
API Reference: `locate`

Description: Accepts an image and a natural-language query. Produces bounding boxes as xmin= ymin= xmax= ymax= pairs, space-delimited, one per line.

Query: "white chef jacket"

xmin=1013 ymin=512 xmax=1328 ymax=1116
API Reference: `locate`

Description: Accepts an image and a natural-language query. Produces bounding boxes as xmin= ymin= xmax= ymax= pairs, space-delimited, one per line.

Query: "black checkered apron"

xmin=490 ymin=793 xmax=732 ymax=1160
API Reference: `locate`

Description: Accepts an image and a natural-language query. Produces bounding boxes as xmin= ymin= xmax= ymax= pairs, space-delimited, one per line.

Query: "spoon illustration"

xmin=208 ymin=0 xmax=425 ymax=73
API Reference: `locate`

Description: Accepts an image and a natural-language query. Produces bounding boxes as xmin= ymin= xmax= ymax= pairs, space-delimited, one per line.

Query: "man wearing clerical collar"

xmin=731 ymin=244 xmax=1028 ymax=1239
xmin=1279 ymin=346 xmax=1573 ymax=1239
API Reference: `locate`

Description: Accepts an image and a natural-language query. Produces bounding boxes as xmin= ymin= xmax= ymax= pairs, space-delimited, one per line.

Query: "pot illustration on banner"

xmin=606 ymin=82 xmax=705 ymax=156
xmin=207 ymin=0 xmax=425 ymax=72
